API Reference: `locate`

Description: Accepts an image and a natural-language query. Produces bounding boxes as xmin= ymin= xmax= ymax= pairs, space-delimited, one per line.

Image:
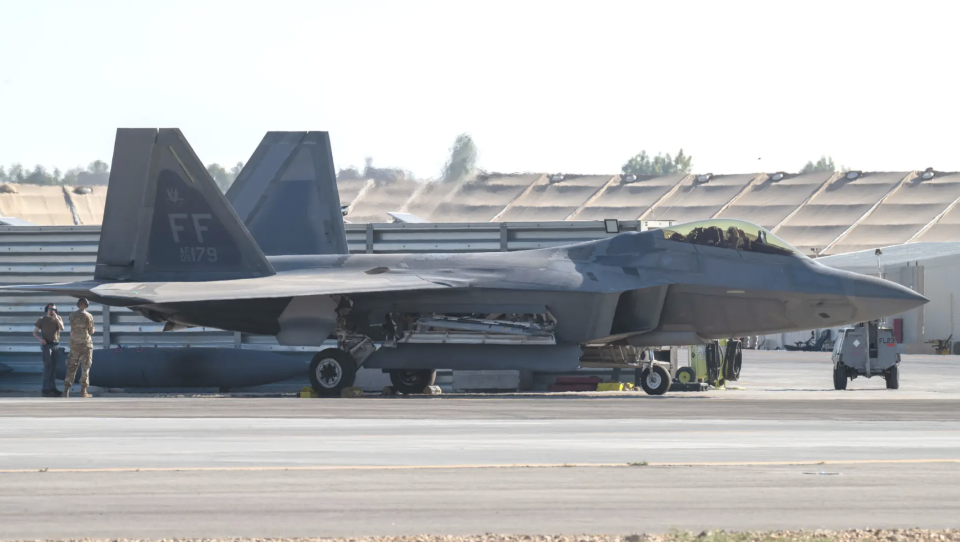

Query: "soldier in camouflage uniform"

xmin=64 ymin=298 xmax=95 ymax=398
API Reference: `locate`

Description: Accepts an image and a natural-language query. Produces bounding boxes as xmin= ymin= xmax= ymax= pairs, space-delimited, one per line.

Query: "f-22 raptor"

xmin=7 ymin=128 xmax=927 ymax=396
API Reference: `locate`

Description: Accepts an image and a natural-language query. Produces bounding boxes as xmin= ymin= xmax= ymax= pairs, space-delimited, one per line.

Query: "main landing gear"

xmin=389 ymin=369 xmax=438 ymax=395
xmin=309 ymin=348 xmax=358 ymax=397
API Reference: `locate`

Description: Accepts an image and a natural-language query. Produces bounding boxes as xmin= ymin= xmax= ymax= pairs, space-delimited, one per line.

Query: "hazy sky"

xmin=1 ymin=0 xmax=957 ymax=178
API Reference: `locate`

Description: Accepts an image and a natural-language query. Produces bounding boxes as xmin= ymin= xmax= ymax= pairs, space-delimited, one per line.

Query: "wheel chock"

xmin=597 ymin=382 xmax=634 ymax=392
xmin=299 ymin=386 xmax=319 ymax=398
xmin=341 ymin=386 xmax=364 ymax=398
xmin=422 ymin=385 xmax=442 ymax=396
xmin=381 ymin=385 xmax=397 ymax=396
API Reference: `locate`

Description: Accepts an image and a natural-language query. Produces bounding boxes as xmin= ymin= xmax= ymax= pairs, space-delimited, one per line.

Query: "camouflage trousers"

xmin=64 ymin=345 xmax=93 ymax=388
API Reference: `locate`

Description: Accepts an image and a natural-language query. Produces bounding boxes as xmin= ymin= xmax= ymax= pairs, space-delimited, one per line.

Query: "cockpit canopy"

xmin=659 ymin=219 xmax=801 ymax=258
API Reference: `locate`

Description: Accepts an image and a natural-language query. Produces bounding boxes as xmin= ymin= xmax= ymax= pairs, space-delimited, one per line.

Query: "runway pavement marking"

xmin=3 ymin=458 xmax=960 ymax=474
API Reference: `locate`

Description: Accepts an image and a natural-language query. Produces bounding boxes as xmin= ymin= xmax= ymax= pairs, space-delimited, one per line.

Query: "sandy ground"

xmin=9 ymin=533 xmax=960 ymax=542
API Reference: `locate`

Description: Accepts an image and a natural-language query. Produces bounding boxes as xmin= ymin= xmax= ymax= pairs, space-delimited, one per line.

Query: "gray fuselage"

xmin=222 ymin=227 xmax=926 ymax=347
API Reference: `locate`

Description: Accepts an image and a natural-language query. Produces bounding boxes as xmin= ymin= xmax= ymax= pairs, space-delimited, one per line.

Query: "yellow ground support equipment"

xmin=928 ymin=335 xmax=953 ymax=355
xmin=684 ymin=339 xmax=743 ymax=389
xmin=597 ymin=382 xmax=635 ymax=392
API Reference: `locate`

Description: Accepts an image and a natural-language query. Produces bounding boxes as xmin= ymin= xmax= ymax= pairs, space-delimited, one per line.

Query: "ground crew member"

xmin=64 ymin=298 xmax=95 ymax=398
xmin=33 ymin=303 xmax=64 ymax=397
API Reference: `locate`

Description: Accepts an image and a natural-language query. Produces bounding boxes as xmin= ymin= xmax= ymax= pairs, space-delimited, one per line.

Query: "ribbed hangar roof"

xmin=349 ymin=168 xmax=958 ymax=256
xmin=644 ymin=174 xmax=761 ymax=224
xmin=427 ymin=174 xmax=543 ymax=223
xmin=497 ymin=175 xmax=615 ymax=222
xmin=3 ymin=168 xmax=957 ymax=256
xmin=345 ymin=178 xmax=419 ymax=224
xmin=772 ymin=171 xmax=913 ymax=255
xmin=915 ymin=201 xmax=960 ymax=243
xmin=829 ymin=171 xmax=960 ymax=254
xmin=335 ymin=177 xmax=368 ymax=207
xmin=0 ymin=184 xmax=105 ymax=225
xmin=572 ymin=174 xmax=688 ymax=221
xmin=398 ymin=180 xmax=460 ymax=220
xmin=909 ymin=172 xmax=960 ymax=243
xmin=715 ymin=172 xmax=834 ymax=229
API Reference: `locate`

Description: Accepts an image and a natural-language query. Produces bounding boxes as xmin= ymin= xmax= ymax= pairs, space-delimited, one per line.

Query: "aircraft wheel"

xmin=309 ymin=348 xmax=357 ymax=397
xmin=675 ymin=366 xmax=696 ymax=384
xmin=833 ymin=363 xmax=847 ymax=391
xmin=640 ymin=365 xmax=671 ymax=396
xmin=389 ymin=369 xmax=437 ymax=395
xmin=885 ymin=365 xmax=900 ymax=390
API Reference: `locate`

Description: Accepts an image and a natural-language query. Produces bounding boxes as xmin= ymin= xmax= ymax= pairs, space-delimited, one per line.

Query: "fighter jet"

xmin=5 ymin=128 xmax=928 ymax=396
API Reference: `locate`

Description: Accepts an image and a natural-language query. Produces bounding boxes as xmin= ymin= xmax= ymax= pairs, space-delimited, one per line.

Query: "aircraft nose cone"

xmin=849 ymin=273 xmax=928 ymax=321
xmin=892 ymin=282 xmax=928 ymax=306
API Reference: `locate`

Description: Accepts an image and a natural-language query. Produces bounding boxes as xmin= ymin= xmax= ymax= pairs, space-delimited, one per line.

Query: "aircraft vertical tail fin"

xmin=226 ymin=131 xmax=348 ymax=256
xmin=95 ymin=128 xmax=275 ymax=282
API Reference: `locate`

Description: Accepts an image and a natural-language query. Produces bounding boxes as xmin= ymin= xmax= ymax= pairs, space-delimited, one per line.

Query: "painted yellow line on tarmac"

xmin=3 ymin=458 xmax=960 ymax=474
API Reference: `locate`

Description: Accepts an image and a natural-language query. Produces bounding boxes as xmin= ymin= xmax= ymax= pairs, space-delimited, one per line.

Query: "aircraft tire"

xmin=675 ymin=366 xmax=697 ymax=384
xmin=885 ymin=365 xmax=899 ymax=390
xmin=309 ymin=348 xmax=357 ymax=397
xmin=833 ymin=363 xmax=847 ymax=391
xmin=640 ymin=365 xmax=671 ymax=396
xmin=389 ymin=369 xmax=437 ymax=394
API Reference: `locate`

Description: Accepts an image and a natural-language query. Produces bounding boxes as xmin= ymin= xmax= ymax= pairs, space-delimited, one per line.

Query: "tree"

xmin=799 ymin=156 xmax=836 ymax=174
xmin=361 ymin=156 xmax=412 ymax=183
xmin=621 ymin=149 xmax=693 ymax=176
xmin=1 ymin=158 xmax=242 ymax=188
xmin=205 ymin=162 xmax=244 ymax=193
xmin=7 ymin=164 xmax=24 ymax=183
xmin=207 ymin=163 xmax=232 ymax=192
xmin=441 ymin=133 xmax=478 ymax=183
xmin=23 ymin=165 xmax=56 ymax=185
xmin=62 ymin=167 xmax=83 ymax=185
xmin=230 ymin=162 xmax=244 ymax=180
xmin=337 ymin=167 xmax=362 ymax=181
xmin=75 ymin=169 xmax=109 ymax=186
xmin=88 ymin=160 xmax=109 ymax=175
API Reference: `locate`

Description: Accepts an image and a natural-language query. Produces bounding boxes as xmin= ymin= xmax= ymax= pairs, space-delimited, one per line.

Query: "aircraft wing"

xmin=3 ymin=269 xmax=453 ymax=306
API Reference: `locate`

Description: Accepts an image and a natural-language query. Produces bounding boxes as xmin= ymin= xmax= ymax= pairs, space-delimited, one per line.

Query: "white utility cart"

xmin=831 ymin=320 xmax=900 ymax=390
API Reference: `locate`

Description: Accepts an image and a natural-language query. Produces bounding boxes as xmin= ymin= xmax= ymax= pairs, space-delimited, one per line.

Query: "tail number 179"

xmin=180 ymin=246 xmax=218 ymax=262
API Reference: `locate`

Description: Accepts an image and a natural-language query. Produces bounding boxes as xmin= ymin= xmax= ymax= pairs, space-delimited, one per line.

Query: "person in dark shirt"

xmin=33 ymin=303 xmax=64 ymax=397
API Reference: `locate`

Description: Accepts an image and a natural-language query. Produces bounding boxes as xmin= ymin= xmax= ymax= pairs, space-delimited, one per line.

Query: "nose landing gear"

xmin=639 ymin=364 xmax=671 ymax=395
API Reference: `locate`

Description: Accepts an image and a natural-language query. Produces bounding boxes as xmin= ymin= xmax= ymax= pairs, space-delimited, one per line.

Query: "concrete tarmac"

xmin=2 ymin=351 xmax=960 ymax=539
xmin=4 ymin=465 xmax=960 ymax=539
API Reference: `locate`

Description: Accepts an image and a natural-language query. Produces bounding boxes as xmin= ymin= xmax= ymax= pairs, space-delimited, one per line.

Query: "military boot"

xmin=79 ymin=386 xmax=92 ymax=398
xmin=63 ymin=386 xmax=70 ymax=398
